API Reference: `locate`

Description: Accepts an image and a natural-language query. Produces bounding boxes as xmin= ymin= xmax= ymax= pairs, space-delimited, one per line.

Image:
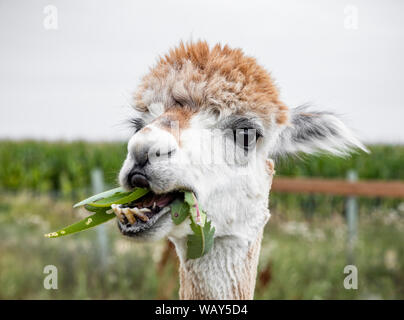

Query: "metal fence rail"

xmin=271 ymin=173 xmax=404 ymax=265
xmin=272 ymin=176 xmax=404 ymax=198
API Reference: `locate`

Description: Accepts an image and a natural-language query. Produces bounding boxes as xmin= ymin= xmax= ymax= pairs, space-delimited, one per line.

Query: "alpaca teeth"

xmin=111 ymin=204 xmax=125 ymax=223
xmin=111 ymin=204 xmax=150 ymax=223
xmin=130 ymin=207 xmax=149 ymax=222
xmin=122 ymin=207 xmax=137 ymax=224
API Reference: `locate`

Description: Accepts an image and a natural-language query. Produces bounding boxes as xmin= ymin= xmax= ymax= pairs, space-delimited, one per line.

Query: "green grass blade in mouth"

xmin=73 ymin=187 xmax=125 ymax=208
xmin=48 ymin=187 xmax=215 ymax=259
xmin=46 ymin=187 xmax=149 ymax=238
xmin=44 ymin=207 xmax=115 ymax=238
xmin=89 ymin=188 xmax=149 ymax=207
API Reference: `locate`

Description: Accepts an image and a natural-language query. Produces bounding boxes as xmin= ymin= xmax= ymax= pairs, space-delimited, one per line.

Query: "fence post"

xmin=346 ymin=170 xmax=358 ymax=264
xmin=91 ymin=168 xmax=108 ymax=269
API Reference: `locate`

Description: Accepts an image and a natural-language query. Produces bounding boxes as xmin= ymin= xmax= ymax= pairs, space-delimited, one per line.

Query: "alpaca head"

xmin=117 ymin=41 xmax=366 ymax=247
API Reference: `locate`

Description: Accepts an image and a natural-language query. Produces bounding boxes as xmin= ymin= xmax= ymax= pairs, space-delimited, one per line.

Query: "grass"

xmin=257 ymin=209 xmax=404 ymax=299
xmin=0 ymin=192 xmax=403 ymax=299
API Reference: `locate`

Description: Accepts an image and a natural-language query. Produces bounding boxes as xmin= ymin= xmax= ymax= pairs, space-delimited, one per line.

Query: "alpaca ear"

xmin=270 ymin=106 xmax=369 ymax=157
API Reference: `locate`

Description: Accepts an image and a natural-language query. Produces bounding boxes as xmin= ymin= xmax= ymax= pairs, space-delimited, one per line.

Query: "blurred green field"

xmin=0 ymin=141 xmax=403 ymax=299
xmin=1 ymin=141 xmax=404 ymax=189
xmin=1 ymin=192 xmax=403 ymax=299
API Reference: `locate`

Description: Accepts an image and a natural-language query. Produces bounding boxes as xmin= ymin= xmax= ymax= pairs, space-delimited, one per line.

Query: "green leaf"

xmin=44 ymin=207 xmax=115 ymax=238
xmin=89 ymin=188 xmax=149 ymax=207
xmin=50 ymin=188 xmax=215 ymax=259
xmin=184 ymin=192 xmax=194 ymax=206
xmin=46 ymin=187 xmax=149 ymax=238
xmin=186 ymin=219 xmax=215 ymax=259
xmin=170 ymin=199 xmax=190 ymax=225
xmin=88 ymin=192 xmax=132 ymax=206
xmin=73 ymin=187 xmax=125 ymax=208
xmin=84 ymin=204 xmax=103 ymax=212
xmin=184 ymin=191 xmax=205 ymax=227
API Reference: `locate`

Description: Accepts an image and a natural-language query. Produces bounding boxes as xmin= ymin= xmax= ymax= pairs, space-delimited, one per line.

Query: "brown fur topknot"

xmin=134 ymin=41 xmax=288 ymax=124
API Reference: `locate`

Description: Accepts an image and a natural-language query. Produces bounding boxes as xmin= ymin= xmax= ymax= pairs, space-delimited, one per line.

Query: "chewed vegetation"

xmin=0 ymin=141 xmax=403 ymax=299
xmin=45 ymin=187 xmax=215 ymax=260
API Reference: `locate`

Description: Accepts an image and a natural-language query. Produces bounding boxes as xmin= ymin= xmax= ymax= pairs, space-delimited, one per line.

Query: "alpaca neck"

xmin=170 ymin=159 xmax=274 ymax=299
xmin=171 ymin=230 xmax=264 ymax=300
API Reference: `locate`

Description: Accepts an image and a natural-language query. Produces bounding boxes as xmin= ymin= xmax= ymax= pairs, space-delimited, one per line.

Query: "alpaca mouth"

xmin=115 ymin=191 xmax=183 ymax=235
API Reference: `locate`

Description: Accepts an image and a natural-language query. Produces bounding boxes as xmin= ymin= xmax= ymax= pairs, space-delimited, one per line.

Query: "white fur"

xmin=117 ymin=103 xmax=366 ymax=299
xmin=271 ymin=106 xmax=369 ymax=157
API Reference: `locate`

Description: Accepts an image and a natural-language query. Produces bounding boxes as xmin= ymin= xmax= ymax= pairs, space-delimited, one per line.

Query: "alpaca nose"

xmin=127 ymin=144 xmax=151 ymax=189
xmin=126 ymin=126 xmax=179 ymax=188
xmin=127 ymin=171 xmax=149 ymax=189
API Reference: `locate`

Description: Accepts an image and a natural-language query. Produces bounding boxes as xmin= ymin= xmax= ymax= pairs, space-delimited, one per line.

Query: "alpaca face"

xmin=116 ymin=41 xmax=367 ymax=243
xmin=117 ymin=105 xmax=273 ymax=241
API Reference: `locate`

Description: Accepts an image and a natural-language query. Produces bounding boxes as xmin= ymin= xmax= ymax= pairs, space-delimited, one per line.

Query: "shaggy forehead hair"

xmin=134 ymin=41 xmax=288 ymax=125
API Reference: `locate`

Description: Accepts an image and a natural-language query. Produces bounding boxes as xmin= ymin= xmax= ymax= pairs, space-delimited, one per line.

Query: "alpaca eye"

xmin=233 ymin=128 xmax=258 ymax=150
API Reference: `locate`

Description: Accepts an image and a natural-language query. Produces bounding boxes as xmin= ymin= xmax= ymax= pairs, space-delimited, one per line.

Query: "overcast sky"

xmin=0 ymin=0 xmax=403 ymax=143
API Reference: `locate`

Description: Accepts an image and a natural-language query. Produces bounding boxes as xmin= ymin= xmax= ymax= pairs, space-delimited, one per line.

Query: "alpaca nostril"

xmin=128 ymin=172 xmax=150 ymax=189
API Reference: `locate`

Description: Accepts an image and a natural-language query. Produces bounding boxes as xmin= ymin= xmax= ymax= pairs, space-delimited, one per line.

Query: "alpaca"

xmin=114 ymin=41 xmax=367 ymax=299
